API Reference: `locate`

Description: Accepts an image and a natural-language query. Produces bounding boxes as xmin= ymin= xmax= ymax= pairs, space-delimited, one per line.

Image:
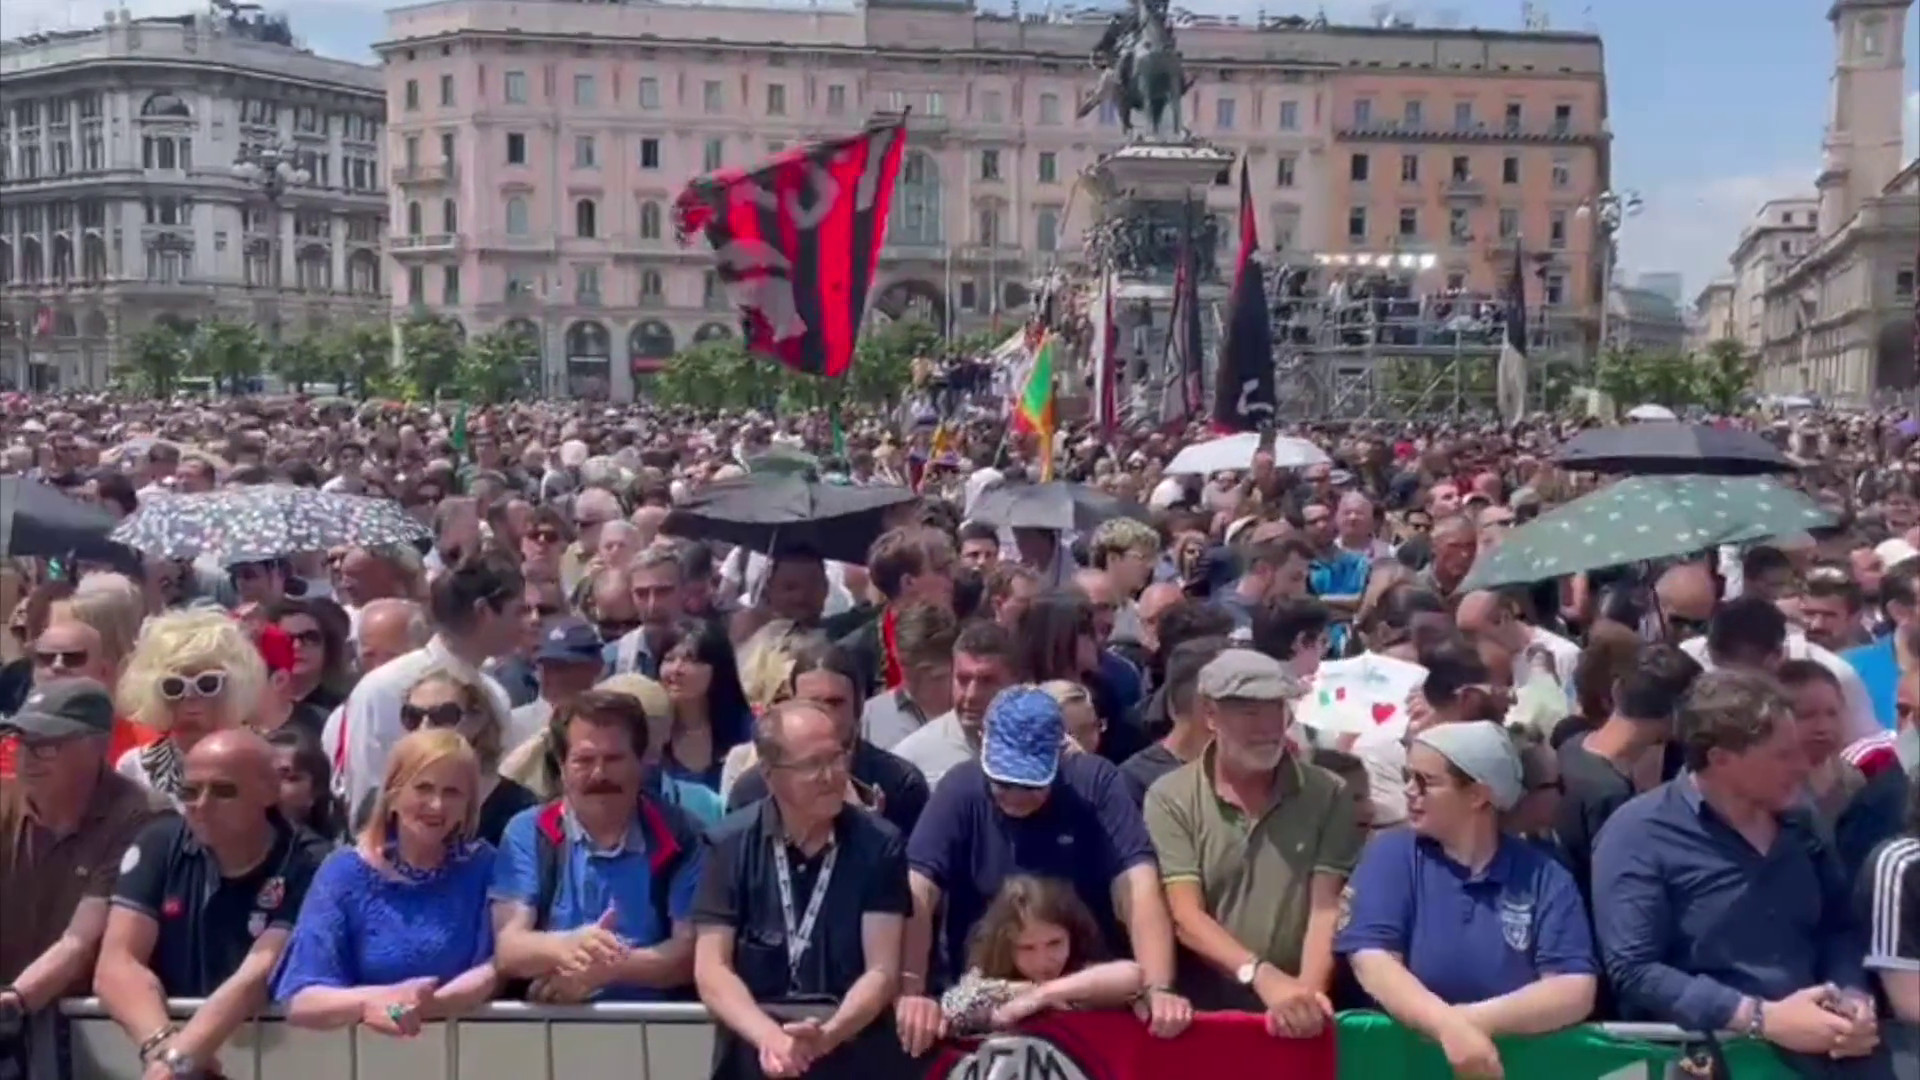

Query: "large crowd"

xmin=0 ymin=393 xmax=1916 ymax=1080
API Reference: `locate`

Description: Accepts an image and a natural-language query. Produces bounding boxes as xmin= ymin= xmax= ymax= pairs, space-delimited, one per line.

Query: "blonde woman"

xmin=717 ymin=621 xmax=817 ymax=799
xmin=274 ymin=728 xmax=498 ymax=1035
xmin=400 ymin=667 xmax=539 ymax=845
xmin=115 ymin=609 xmax=269 ymax=802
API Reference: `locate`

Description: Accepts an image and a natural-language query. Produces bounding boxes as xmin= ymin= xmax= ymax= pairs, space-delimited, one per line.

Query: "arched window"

xmin=575 ymin=199 xmax=597 ymax=239
xmin=140 ymin=93 xmax=191 ymax=119
xmin=628 ymin=320 xmax=675 ymax=361
xmin=347 ymin=250 xmax=380 ymax=294
xmin=406 ymin=201 xmax=423 ymax=236
xmin=441 ymin=199 xmax=457 ymax=234
xmin=566 ymin=320 xmax=610 ymax=360
xmin=639 ymin=200 xmax=662 ymax=241
xmin=694 ymin=322 xmax=733 ymax=343
xmin=892 ymin=150 xmax=943 ymax=246
xmin=505 ymin=196 xmax=529 ymax=236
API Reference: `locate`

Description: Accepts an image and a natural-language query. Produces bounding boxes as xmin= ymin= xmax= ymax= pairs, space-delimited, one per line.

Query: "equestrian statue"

xmin=1077 ymin=0 xmax=1192 ymax=140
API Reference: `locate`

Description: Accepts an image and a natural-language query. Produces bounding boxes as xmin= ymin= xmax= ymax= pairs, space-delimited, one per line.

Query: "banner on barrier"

xmin=924 ymin=1011 xmax=1338 ymax=1080
xmin=1334 ymin=1011 xmax=1798 ymax=1080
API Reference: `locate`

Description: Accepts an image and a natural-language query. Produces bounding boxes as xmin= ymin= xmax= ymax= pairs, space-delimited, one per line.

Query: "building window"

xmin=1400 ymin=153 xmax=1419 ymax=183
xmin=575 ymin=135 xmax=597 ymax=168
xmin=1278 ymin=100 xmax=1298 ymax=131
xmin=1453 ymin=100 xmax=1473 ymax=130
xmin=1038 ymin=152 xmax=1057 ymax=184
xmin=575 ymin=199 xmax=597 ymax=238
xmin=505 ymin=196 xmax=529 ymax=235
xmin=976 ymin=205 xmax=999 ymax=246
xmin=1035 ymin=207 xmax=1059 ymax=252
xmin=1352 ymin=98 xmax=1371 ymax=126
xmin=406 ymin=201 xmax=423 ymax=235
xmin=1039 ymin=92 xmax=1061 ymax=125
xmin=443 ymin=266 xmax=460 ymax=304
xmin=404 ymin=79 xmax=419 ymax=110
xmin=1545 ymin=273 xmax=1565 ymax=306
xmin=440 ymin=131 xmax=455 ymax=162
xmin=576 ymin=266 xmax=600 ymax=304
xmin=1215 ymin=97 xmax=1236 ymax=130
xmin=1552 ymin=103 xmax=1572 ymax=133
xmin=1549 ymin=209 xmax=1568 ymax=248
xmin=640 ymin=138 xmax=660 ymax=170
xmin=1349 ymin=153 xmax=1370 ymax=182
xmin=638 ymin=77 xmax=660 ymax=110
xmin=1347 ymin=207 xmax=1367 ymax=242
xmin=408 ymin=266 xmax=425 ymax=303
xmin=1403 ymin=98 xmax=1423 ymax=128
xmin=574 ymin=74 xmax=597 ymax=108
xmin=980 ymin=149 xmax=1000 ymax=181
xmin=925 ymin=92 xmax=944 ymax=116
xmin=639 ymin=200 xmax=662 ymax=240
xmin=506 ymin=132 xmax=526 ymax=165
xmin=440 ymin=74 xmax=455 ymax=107
xmin=505 ymin=70 xmax=527 ymax=104
xmin=1502 ymin=156 xmax=1520 ymax=184
xmin=704 ymin=271 xmax=724 ymax=309
xmin=1449 ymin=207 xmax=1471 ymax=244
xmin=1397 ymin=207 xmax=1418 ymax=238
xmin=641 ymin=269 xmax=664 ymax=300
xmin=704 ymin=80 xmax=723 ymax=113
xmin=1551 ymin=155 xmax=1570 ymax=188
xmin=766 ymin=84 xmax=787 ymax=116
xmin=1450 ymin=155 xmax=1471 ymax=182
xmin=704 ymin=138 xmax=724 ymax=172
xmin=1860 ymin=14 xmax=1885 ymax=55
xmin=981 ymin=90 xmax=1004 ymax=122
xmin=506 ymin=270 xmax=534 ymax=301
xmin=1503 ymin=101 xmax=1522 ymax=131
xmin=1498 ymin=207 xmax=1519 ymax=239
xmin=442 ymin=198 xmax=458 ymax=233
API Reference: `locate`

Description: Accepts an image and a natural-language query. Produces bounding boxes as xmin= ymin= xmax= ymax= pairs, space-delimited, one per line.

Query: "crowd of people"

xmin=0 ymin=393 xmax=1916 ymax=1080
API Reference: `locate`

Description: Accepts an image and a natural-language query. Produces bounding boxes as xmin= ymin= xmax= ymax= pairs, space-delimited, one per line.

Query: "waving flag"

xmin=1212 ymin=158 xmax=1276 ymax=433
xmin=1160 ymin=246 xmax=1203 ymax=431
xmin=1016 ymin=332 xmax=1058 ymax=481
xmin=1088 ymin=271 xmax=1119 ymax=435
xmin=1498 ymin=242 xmax=1530 ymax=422
xmin=673 ymin=117 xmax=907 ymax=379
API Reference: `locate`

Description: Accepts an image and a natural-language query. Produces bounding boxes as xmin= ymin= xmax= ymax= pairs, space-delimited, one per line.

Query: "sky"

xmin=11 ymin=0 xmax=1919 ymax=305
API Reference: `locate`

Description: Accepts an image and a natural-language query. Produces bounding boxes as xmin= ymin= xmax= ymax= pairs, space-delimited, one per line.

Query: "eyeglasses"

xmin=16 ymin=737 xmax=75 ymax=761
xmin=770 ymin=749 xmax=850 ymax=781
xmin=1401 ymin=767 xmax=1452 ymax=795
xmin=286 ymin=629 xmax=325 ymax=648
xmin=400 ymin=702 xmax=472 ymax=732
xmin=159 ymin=671 xmax=228 ymax=701
xmin=178 ymin=779 xmax=243 ymax=804
xmin=530 ymin=529 xmax=563 ymax=545
xmin=34 ymin=649 xmax=88 ymax=669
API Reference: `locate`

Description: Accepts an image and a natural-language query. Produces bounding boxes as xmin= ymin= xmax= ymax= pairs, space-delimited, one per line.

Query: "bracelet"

xmin=1746 ymin=998 xmax=1766 ymax=1038
xmin=138 ymin=1023 xmax=179 ymax=1063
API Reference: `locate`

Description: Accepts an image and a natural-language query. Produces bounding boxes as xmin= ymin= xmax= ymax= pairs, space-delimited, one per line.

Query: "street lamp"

xmin=231 ymin=145 xmax=311 ymax=391
xmin=1574 ymin=188 xmax=1644 ymax=355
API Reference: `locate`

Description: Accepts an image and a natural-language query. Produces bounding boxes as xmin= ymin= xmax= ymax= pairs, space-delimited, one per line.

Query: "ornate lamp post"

xmin=1574 ymin=188 xmax=1643 ymax=355
xmin=231 ymin=145 xmax=310 ymax=387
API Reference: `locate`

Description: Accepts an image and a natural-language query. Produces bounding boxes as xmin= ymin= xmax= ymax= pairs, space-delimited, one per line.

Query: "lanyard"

xmin=770 ymin=840 xmax=838 ymax=983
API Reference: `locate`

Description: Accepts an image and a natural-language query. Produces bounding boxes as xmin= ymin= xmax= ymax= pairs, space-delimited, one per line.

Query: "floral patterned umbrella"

xmin=1462 ymin=474 xmax=1834 ymax=591
xmin=111 ymin=484 xmax=432 ymax=564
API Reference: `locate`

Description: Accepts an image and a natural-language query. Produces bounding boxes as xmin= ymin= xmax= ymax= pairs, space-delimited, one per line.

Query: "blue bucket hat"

xmin=981 ymin=685 xmax=1066 ymax=788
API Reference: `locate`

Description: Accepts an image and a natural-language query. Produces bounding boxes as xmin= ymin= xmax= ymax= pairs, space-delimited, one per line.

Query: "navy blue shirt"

xmin=1590 ymin=776 xmax=1868 ymax=1033
xmin=1334 ymin=827 xmax=1596 ymax=1005
xmin=906 ymin=753 xmax=1157 ymax=984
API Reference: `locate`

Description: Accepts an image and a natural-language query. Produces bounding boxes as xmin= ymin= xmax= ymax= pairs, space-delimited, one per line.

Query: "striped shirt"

xmin=1861 ymin=836 xmax=1920 ymax=973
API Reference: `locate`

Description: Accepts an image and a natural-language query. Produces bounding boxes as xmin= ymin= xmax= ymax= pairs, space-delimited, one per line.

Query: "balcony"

xmin=1443 ymin=178 xmax=1485 ymax=203
xmin=1334 ymin=119 xmax=1601 ymax=146
xmin=870 ymin=109 xmax=949 ymax=137
xmin=389 ymin=233 xmax=461 ymax=256
xmin=391 ymin=161 xmax=456 ymax=187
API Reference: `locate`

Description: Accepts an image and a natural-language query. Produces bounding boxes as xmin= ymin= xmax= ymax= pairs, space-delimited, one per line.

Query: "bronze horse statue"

xmin=1080 ymin=0 xmax=1189 ymax=139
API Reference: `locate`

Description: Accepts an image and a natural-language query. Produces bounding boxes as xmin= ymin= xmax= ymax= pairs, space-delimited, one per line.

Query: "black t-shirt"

xmin=727 ymin=740 xmax=929 ymax=837
xmin=111 ymin=813 xmax=324 ymax=997
xmin=1119 ymin=743 xmax=1184 ymax=802
xmin=1554 ymin=733 xmax=1639 ymax=908
xmin=1859 ymin=835 xmax=1920 ymax=977
xmin=478 ymin=779 xmax=541 ymax=847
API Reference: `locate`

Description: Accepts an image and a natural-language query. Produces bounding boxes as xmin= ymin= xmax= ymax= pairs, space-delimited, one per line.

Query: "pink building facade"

xmin=378 ymin=0 xmax=1606 ymax=400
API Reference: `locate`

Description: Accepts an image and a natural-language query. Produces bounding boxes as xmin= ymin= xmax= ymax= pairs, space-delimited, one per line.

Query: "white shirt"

xmin=336 ymin=635 xmax=514 ymax=819
xmin=891 ymin=710 xmax=976 ymax=790
xmin=1679 ymin=633 xmax=1881 ymax=743
xmin=1527 ymin=626 xmax=1581 ymax=691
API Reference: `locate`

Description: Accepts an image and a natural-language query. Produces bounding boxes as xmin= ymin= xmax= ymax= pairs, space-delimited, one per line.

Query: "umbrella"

xmin=1164 ymin=432 xmax=1331 ymax=476
xmin=1625 ymin=403 xmax=1677 ymax=422
xmin=1462 ymin=475 xmax=1834 ymax=591
xmin=663 ymin=473 xmax=918 ymax=565
xmin=968 ymin=481 xmax=1152 ymax=533
xmin=112 ymin=484 xmax=432 ymax=564
xmin=0 ymin=476 xmax=140 ymax=567
xmin=744 ymin=445 xmax=822 ymax=477
xmin=1553 ymin=423 xmax=1795 ymax=476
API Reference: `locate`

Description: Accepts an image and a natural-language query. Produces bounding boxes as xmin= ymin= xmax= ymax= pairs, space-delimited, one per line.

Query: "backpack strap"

xmin=636 ymin=793 xmax=699 ymax=932
xmin=530 ymin=800 xmax=569 ymax=932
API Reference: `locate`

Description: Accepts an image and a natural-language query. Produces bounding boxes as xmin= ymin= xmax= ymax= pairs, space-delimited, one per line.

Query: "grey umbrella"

xmin=663 ymin=473 xmax=918 ymax=565
xmin=967 ymin=481 xmax=1152 ymax=533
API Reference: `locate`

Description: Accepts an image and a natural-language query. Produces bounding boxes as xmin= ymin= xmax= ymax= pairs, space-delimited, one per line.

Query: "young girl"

xmin=941 ymin=875 xmax=1143 ymax=1035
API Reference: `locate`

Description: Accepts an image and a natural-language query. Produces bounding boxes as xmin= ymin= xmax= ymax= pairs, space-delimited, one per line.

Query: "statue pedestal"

xmin=1080 ymin=138 xmax=1235 ymax=417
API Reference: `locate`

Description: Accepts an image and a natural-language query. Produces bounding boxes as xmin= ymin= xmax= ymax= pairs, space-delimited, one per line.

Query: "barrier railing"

xmin=36 ymin=999 xmax=1796 ymax=1080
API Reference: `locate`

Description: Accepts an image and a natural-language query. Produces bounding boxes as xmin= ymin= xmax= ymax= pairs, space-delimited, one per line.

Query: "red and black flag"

xmin=1211 ymin=158 xmax=1275 ymax=433
xmin=673 ymin=117 xmax=907 ymax=379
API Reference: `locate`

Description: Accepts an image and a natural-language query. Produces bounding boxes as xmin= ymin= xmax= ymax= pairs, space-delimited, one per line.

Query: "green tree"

xmin=1692 ymin=338 xmax=1757 ymax=415
xmin=398 ymin=314 xmax=464 ymax=400
xmin=322 ymin=323 xmax=397 ymax=400
xmin=117 ymin=324 xmax=190 ymax=398
xmin=458 ymin=326 xmax=532 ymax=404
xmin=1594 ymin=348 xmax=1698 ymax=413
xmin=271 ymin=332 xmax=330 ymax=393
xmin=187 ymin=319 xmax=267 ymax=395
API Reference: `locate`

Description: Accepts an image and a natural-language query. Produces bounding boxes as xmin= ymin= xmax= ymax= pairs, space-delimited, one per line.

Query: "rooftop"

xmin=1 ymin=1 xmax=379 ymax=90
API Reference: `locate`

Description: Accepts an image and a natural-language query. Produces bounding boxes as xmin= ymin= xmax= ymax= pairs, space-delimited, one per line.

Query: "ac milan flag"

xmin=1211 ymin=158 xmax=1276 ymax=433
xmin=1159 ymin=244 xmax=1204 ymax=431
xmin=673 ymin=117 xmax=908 ymax=379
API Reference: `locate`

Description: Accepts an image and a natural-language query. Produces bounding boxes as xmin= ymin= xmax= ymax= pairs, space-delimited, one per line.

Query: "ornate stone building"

xmin=0 ymin=9 xmax=385 ymax=391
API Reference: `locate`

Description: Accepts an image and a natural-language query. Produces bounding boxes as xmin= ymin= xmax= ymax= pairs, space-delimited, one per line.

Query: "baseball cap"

xmin=1197 ymin=649 xmax=1305 ymax=702
xmin=535 ymin=617 xmax=605 ymax=665
xmin=2 ymin=678 xmax=116 ymax=740
xmin=1413 ymin=721 xmax=1525 ymax=811
xmin=981 ymin=686 xmax=1065 ymax=789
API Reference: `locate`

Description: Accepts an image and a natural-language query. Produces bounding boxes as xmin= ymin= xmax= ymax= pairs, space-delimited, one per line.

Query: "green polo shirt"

xmin=1142 ymin=746 xmax=1362 ymax=1010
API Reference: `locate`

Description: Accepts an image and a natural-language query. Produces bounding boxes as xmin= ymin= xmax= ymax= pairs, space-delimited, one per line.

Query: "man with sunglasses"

xmin=94 ymin=730 xmax=322 ymax=1080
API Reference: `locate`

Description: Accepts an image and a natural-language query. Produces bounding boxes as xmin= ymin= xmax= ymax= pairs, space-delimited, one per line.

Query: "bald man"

xmin=321 ymin=600 xmax=430 ymax=780
xmin=94 ymin=730 xmax=323 ymax=1078
xmin=1653 ymin=562 xmax=1717 ymax=641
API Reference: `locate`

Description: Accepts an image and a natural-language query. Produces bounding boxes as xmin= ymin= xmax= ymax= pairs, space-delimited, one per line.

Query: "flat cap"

xmin=1197 ymin=649 xmax=1305 ymax=703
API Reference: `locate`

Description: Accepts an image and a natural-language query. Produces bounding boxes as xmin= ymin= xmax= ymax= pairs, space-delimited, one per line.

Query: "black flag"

xmin=1211 ymin=159 xmax=1275 ymax=432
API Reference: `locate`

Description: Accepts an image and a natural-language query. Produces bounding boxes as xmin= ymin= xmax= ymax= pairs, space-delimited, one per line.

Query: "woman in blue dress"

xmin=273 ymin=728 xmax=498 ymax=1035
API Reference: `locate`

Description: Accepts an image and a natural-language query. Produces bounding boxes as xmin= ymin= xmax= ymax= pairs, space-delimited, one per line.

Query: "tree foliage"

xmin=271 ymin=332 xmax=330 ymax=393
xmin=321 ymin=323 xmax=398 ymax=400
xmin=117 ymin=324 xmax=191 ymax=398
xmin=187 ymin=320 xmax=267 ymax=395
xmin=1592 ymin=339 xmax=1758 ymax=415
xmin=649 ymin=319 xmax=952 ymax=412
xmin=458 ymin=326 xmax=533 ymax=405
xmin=397 ymin=314 xmax=465 ymax=400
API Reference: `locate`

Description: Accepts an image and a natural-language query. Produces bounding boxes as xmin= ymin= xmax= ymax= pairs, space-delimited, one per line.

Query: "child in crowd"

xmin=940 ymin=874 xmax=1143 ymax=1036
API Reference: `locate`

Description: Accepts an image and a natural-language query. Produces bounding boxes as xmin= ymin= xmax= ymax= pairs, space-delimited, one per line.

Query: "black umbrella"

xmin=0 ymin=476 xmax=140 ymax=567
xmin=968 ymin=481 xmax=1152 ymax=533
xmin=663 ymin=474 xmax=918 ymax=565
xmin=1553 ymin=423 xmax=1795 ymax=476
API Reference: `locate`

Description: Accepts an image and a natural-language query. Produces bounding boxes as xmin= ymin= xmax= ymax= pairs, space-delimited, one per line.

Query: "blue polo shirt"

xmin=906 ymin=753 xmax=1158 ymax=984
xmin=1335 ymin=826 xmax=1596 ymax=1005
xmin=490 ymin=802 xmax=703 ymax=1001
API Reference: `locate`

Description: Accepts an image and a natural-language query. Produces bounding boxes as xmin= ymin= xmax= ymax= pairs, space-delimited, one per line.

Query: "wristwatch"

xmin=1744 ymin=997 xmax=1766 ymax=1038
xmin=1234 ymin=959 xmax=1265 ymax=987
xmin=159 ymin=1046 xmax=199 ymax=1079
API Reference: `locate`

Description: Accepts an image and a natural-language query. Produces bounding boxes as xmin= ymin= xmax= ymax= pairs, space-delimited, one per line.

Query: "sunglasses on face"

xmin=34 ymin=649 xmax=88 ymax=669
xmin=400 ymin=701 xmax=471 ymax=732
xmin=286 ymin=628 xmax=325 ymax=648
xmin=178 ymin=779 xmax=243 ymax=804
xmin=160 ymin=671 xmax=228 ymax=701
xmin=530 ymin=529 xmax=563 ymax=544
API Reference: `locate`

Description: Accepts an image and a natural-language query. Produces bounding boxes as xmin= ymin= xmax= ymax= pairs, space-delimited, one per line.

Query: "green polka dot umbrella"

xmin=112 ymin=484 xmax=432 ymax=565
xmin=1461 ymin=474 xmax=1835 ymax=591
